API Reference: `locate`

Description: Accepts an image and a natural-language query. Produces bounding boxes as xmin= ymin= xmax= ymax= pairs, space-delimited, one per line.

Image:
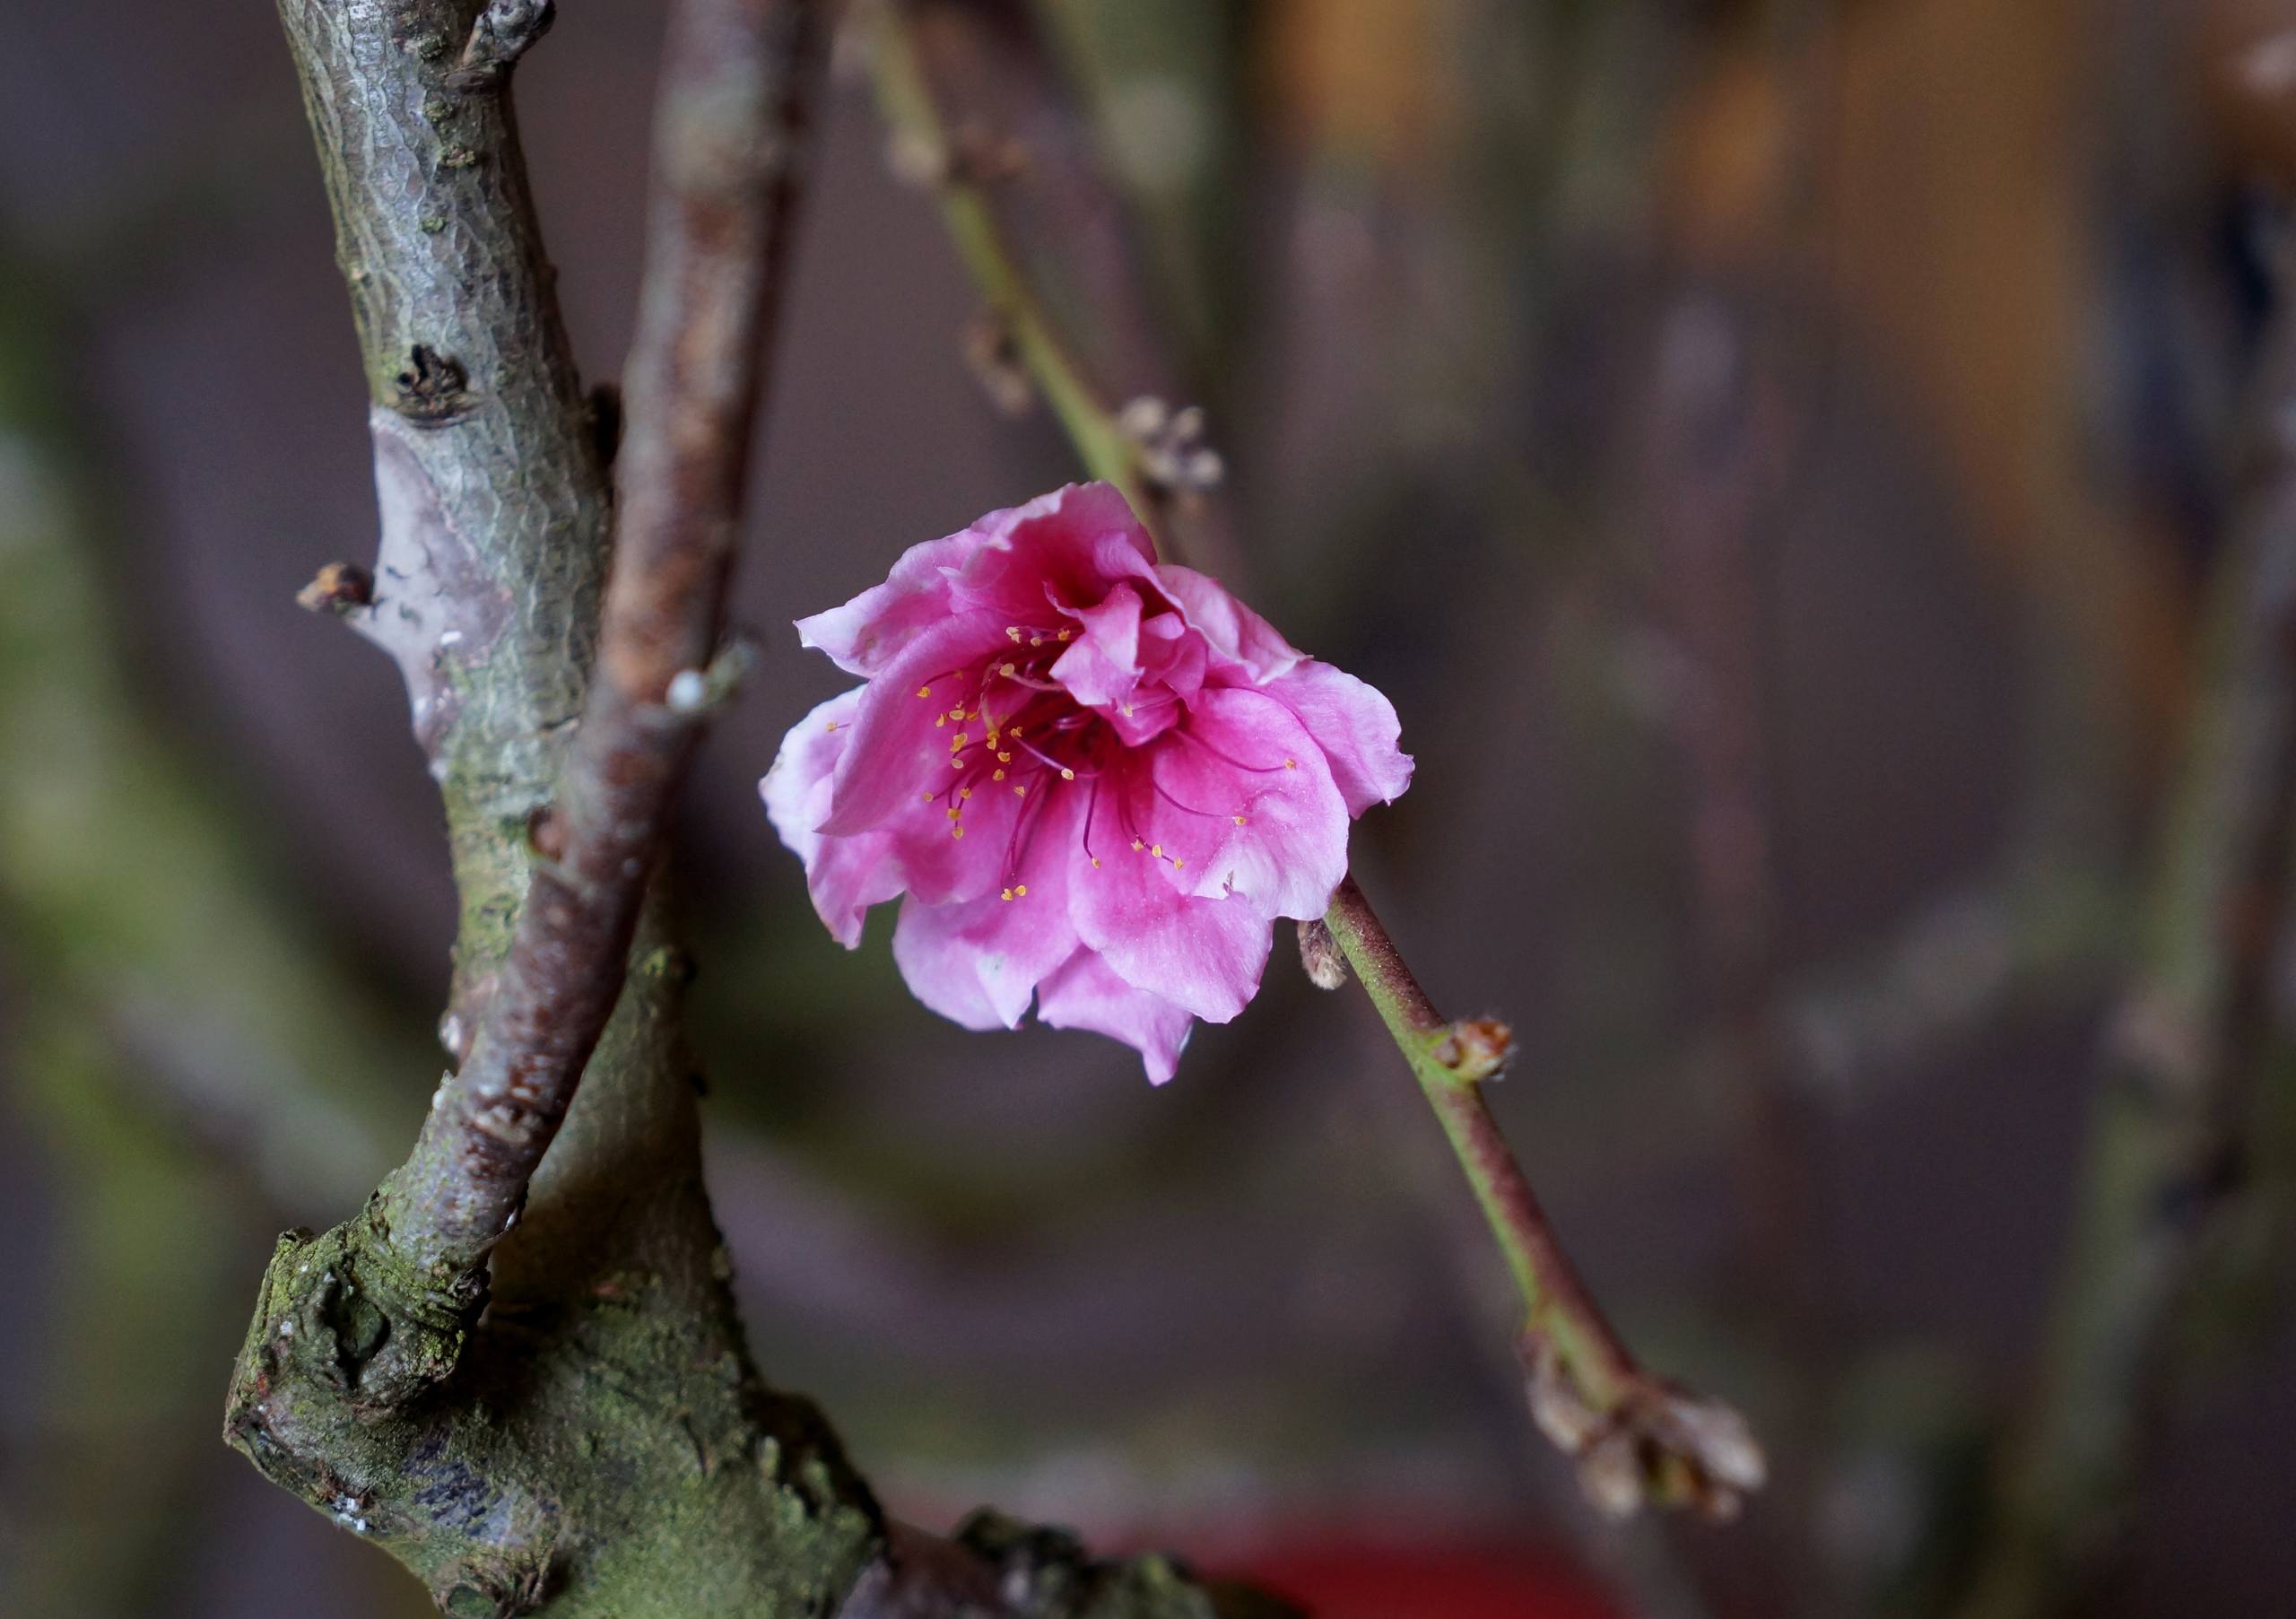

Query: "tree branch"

xmin=865 ymin=0 xmax=1243 ymax=578
xmin=1952 ymin=218 xmax=2296 ymax=1619
xmin=230 ymin=7 xmax=1284 ymax=1614
xmin=226 ymin=7 xmax=885 ymax=1615
xmin=1322 ymin=877 xmax=1766 ymax=1520
xmin=375 ymin=0 xmax=823 ymax=1287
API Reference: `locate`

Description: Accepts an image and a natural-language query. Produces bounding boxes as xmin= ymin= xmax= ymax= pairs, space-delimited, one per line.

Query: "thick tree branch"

xmin=376 ymin=0 xmax=824 ymax=1288
xmin=228 ymin=8 xmax=883 ymax=1616
xmin=1323 ymin=877 xmax=1766 ymax=1520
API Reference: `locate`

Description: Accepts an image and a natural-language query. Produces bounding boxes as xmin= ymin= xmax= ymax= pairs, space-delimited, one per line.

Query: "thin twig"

xmin=1323 ymin=875 xmax=1766 ymax=1519
xmin=865 ymin=0 xmax=1243 ymax=578
xmin=378 ymin=0 xmax=827 ymax=1278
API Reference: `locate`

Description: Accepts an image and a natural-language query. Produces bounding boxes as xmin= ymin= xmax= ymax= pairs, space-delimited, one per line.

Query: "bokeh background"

xmin=4 ymin=1 xmax=2294 ymax=1615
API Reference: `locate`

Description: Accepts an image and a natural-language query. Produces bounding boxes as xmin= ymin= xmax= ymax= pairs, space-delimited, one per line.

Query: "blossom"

xmin=762 ymin=483 xmax=1411 ymax=1083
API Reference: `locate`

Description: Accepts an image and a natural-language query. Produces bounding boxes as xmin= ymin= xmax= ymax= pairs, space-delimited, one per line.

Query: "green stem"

xmin=1323 ymin=876 xmax=1637 ymax=1407
xmin=869 ymin=13 xmax=1144 ymax=508
xmin=1323 ymin=877 xmax=1764 ymax=1524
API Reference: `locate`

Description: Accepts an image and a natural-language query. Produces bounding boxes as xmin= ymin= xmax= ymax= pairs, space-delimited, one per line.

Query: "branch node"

xmin=1118 ymin=396 xmax=1225 ymax=497
xmin=1297 ymin=917 xmax=1348 ymax=989
xmin=663 ymin=634 xmax=757 ymax=716
xmin=388 ymin=344 xmax=474 ymax=424
xmin=450 ymin=0 xmax=557 ymax=91
xmin=1432 ymin=1016 xmax=1514 ymax=1083
xmin=961 ymin=309 xmax=1034 ymax=415
xmin=1522 ymin=1337 xmax=1767 ymax=1522
xmin=298 ymin=561 xmax=376 ymax=614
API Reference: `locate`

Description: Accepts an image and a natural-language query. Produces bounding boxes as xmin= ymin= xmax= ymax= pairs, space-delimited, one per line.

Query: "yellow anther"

xmin=1233 ymin=814 xmax=1248 ymax=826
xmin=997 ymin=752 xmax=1012 ymax=763
xmin=1011 ymin=726 xmax=1023 ymax=736
xmin=1120 ymin=704 xmax=1135 ymax=718
xmin=1091 ymin=857 xmax=1102 ymax=868
xmin=1060 ymin=768 xmax=1075 ymax=780
xmin=1000 ymin=663 xmax=1016 ymax=677
xmin=917 ymin=685 xmax=932 ymax=698
xmin=1000 ymin=887 xmax=1014 ymax=901
xmin=946 ymin=807 xmax=961 ymax=820
xmin=1031 ymin=636 xmax=1044 ymax=646
xmin=952 ymin=825 xmax=965 ymax=839
xmin=921 ymin=792 xmax=935 ymax=803
xmin=993 ymin=769 xmax=1006 ymax=781
xmin=1150 ymin=843 xmax=1162 ymax=857
xmin=960 ymin=788 xmax=972 ymax=799
xmin=825 ymin=719 xmax=841 ymax=732
xmin=1284 ymin=758 xmax=1297 ymax=770
xmin=1173 ymin=858 xmax=1185 ymax=869
xmin=1014 ymin=884 xmax=1029 ymax=897
xmin=1006 ymin=626 xmax=1023 ymax=642
xmin=950 ymin=707 xmax=965 ymax=720
xmin=1057 ymin=628 xmax=1074 ymax=640
xmin=951 ymin=732 xmax=969 ymax=749
xmin=951 ymin=756 xmax=965 ymax=768
xmin=1131 ymin=839 xmax=1144 ymax=852
xmin=1013 ymin=785 xmax=1028 ymax=797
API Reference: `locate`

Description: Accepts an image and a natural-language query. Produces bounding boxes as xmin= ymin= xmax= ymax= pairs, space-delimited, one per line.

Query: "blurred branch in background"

xmin=1954 ymin=210 xmax=2296 ymax=1619
xmin=865 ymin=0 xmax=1244 ymax=580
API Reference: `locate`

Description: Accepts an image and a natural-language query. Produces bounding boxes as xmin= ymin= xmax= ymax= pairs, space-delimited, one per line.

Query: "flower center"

xmin=909 ymin=620 xmax=1289 ymax=900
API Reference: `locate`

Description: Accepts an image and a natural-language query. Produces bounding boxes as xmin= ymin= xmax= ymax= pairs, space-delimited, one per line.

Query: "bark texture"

xmin=225 ymin=5 xmax=882 ymax=1614
xmin=223 ymin=6 xmax=1289 ymax=1616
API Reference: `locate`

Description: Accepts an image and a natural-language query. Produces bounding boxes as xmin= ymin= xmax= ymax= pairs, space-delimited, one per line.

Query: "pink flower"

xmin=762 ymin=483 xmax=1411 ymax=1083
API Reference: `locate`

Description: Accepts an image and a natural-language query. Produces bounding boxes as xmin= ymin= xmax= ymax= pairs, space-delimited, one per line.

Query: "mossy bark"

xmin=224 ymin=4 xmax=882 ymax=1613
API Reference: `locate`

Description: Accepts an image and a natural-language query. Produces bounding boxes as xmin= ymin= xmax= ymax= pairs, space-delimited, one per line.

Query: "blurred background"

xmin=4 ymin=1 xmax=2294 ymax=1615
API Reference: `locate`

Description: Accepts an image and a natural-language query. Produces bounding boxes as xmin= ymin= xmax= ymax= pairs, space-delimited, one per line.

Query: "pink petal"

xmin=1265 ymin=660 xmax=1414 ymax=815
xmin=1067 ymin=830 xmax=1274 ymax=1023
xmin=1035 ymin=948 xmax=1196 ymax=1084
xmin=948 ymin=483 xmax=1159 ymax=625
xmin=761 ymin=690 xmax=906 ymax=946
xmin=886 ymin=790 xmax=1084 ymax=1028
xmin=1152 ymin=562 xmax=1306 ymax=684
xmin=1048 ymin=580 xmax=1145 ymax=710
xmin=1150 ymin=687 xmax=1350 ymax=920
xmin=889 ymin=896 xmax=1003 ymax=1030
xmin=821 ymin=612 xmax=1011 ymax=837
xmin=796 ymin=531 xmax=978 ymax=677
xmin=795 ymin=484 xmax=1154 ymax=676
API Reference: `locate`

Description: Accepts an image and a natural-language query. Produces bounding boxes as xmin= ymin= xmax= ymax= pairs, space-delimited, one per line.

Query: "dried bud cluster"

xmin=1524 ymin=1337 xmax=1767 ymax=1520
xmin=1118 ymin=396 xmax=1224 ymax=497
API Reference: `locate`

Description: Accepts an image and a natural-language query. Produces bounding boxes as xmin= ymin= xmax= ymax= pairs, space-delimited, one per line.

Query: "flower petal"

xmin=949 ymin=483 xmax=1159 ymax=625
xmin=1153 ymin=562 xmax=1305 ymax=683
xmin=1048 ymin=579 xmax=1145 ymax=711
xmin=761 ymin=690 xmax=904 ymax=946
xmin=1150 ymin=687 xmax=1350 ymax=919
xmin=821 ymin=612 xmax=1011 ymax=837
xmin=886 ymin=789 xmax=1083 ymax=1027
xmin=1035 ymin=948 xmax=1196 ymax=1084
xmin=1265 ymin=659 xmax=1414 ymax=815
xmin=1068 ymin=828 xmax=1274 ymax=1023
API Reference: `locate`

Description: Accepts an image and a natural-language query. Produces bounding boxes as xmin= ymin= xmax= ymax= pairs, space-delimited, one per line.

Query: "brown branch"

xmin=376 ymin=0 xmax=826 ymax=1282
